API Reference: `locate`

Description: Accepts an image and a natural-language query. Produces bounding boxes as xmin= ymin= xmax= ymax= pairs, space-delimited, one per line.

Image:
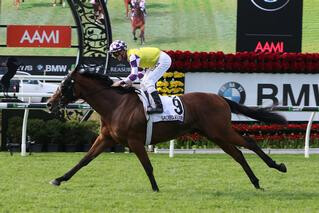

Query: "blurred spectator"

xmin=91 ymin=0 xmax=105 ymax=23
xmin=53 ymin=0 xmax=65 ymax=7
xmin=13 ymin=0 xmax=21 ymax=9
xmin=1 ymin=57 xmax=19 ymax=97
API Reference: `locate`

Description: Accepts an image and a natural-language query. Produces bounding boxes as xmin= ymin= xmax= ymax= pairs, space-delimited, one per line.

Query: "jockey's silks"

xmin=127 ymin=47 xmax=161 ymax=69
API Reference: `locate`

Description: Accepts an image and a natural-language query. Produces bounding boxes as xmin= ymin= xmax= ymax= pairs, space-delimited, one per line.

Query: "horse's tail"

xmin=222 ymin=97 xmax=287 ymax=124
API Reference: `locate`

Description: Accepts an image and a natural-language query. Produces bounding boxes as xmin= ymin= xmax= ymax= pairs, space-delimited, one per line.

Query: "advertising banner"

xmin=0 ymin=56 xmax=131 ymax=77
xmin=7 ymin=25 xmax=71 ymax=48
xmin=185 ymin=72 xmax=319 ymax=121
xmin=236 ymin=0 xmax=303 ymax=53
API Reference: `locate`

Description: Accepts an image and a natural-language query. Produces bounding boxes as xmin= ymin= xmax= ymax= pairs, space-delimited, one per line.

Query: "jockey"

xmin=109 ymin=40 xmax=171 ymax=114
xmin=131 ymin=0 xmax=146 ymax=16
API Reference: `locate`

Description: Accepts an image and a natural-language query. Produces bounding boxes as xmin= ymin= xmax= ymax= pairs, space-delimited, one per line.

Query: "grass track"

xmin=0 ymin=0 xmax=318 ymax=56
xmin=0 ymin=153 xmax=318 ymax=212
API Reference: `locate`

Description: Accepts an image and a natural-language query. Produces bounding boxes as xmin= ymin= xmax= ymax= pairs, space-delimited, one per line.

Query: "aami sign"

xmin=236 ymin=0 xmax=303 ymax=53
xmin=7 ymin=25 xmax=71 ymax=48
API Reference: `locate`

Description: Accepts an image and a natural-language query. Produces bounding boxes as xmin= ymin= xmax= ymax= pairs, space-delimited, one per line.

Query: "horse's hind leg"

xmin=217 ymin=128 xmax=287 ymax=173
xmin=50 ymin=134 xmax=115 ymax=186
xmin=214 ymin=141 xmax=262 ymax=189
xmin=128 ymin=139 xmax=159 ymax=192
xmin=242 ymin=136 xmax=287 ymax=172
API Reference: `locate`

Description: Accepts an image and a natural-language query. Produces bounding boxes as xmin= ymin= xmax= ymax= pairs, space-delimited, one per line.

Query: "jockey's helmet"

xmin=109 ymin=40 xmax=128 ymax=53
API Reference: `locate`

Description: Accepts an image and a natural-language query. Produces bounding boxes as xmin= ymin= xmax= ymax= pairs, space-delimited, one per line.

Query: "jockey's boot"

xmin=147 ymin=91 xmax=163 ymax=114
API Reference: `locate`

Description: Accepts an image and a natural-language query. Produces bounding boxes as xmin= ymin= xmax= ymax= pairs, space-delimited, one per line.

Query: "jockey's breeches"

xmin=141 ymin=51 xmax=171 ymax=93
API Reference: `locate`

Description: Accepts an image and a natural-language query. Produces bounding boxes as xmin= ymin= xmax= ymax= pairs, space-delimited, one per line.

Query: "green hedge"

xmin=7 ymin=116 xmax=99 ymax=147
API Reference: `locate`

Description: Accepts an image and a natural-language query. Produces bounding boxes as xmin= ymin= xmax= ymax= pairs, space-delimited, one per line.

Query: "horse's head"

xmin=47 ymin=72 xmax=78 ymax=114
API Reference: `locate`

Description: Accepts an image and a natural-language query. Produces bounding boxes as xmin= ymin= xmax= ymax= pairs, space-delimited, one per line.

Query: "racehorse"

xmin=47 ymin=70 xmax=287 ymax=192
xmin=131 ymin=0 xmax=145 ymax=44
xmin=124 ymin=0 xmax=131 ymax=18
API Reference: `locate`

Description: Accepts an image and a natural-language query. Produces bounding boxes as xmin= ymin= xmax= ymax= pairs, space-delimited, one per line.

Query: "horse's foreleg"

xmin=215 ymin=141 xmax=262 ymax=190
xmin=128 ymin=140 xmax=159 ymax=192
xmin=132 ymin=28 xmax=137 ymax=41
xmin=140 ymin=25 xmax=145 ymax=44
xmin=50 ymin=134 xmax=115 ymax=186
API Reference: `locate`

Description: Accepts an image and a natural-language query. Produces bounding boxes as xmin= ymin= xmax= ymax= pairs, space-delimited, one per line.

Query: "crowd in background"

xmin=12 ymin=0 xmax=66 ymax=9
xmin=52 ymin=0 xmax=65 ymax=7
xmin=11 ymin=0 xmax=109 ymax=9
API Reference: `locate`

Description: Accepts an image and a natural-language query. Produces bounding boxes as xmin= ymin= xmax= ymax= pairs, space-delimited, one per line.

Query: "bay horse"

xmin=131 ymin=0 xmax=145 ymax=44
xmin=47 ymin=70 xmax=287 ymax=192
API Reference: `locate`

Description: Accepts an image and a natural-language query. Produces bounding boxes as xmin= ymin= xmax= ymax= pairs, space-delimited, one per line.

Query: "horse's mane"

xmin=79 ymin=72 xmax=136 ymax=94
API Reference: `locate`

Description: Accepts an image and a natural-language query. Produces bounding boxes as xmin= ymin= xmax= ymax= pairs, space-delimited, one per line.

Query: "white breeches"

xmin=140 ymin=51 xmax=172 ymax=93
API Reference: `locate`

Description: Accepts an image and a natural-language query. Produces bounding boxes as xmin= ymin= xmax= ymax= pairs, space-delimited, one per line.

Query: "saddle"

xmin=136 ymin=89 xmax=184 ymax=123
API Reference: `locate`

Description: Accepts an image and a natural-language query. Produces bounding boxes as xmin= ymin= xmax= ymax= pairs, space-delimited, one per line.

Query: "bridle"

xmin=57 ymin=74 xmax=78 ymax=108
xmin=58 ymin=74 xmax=110 ymax=106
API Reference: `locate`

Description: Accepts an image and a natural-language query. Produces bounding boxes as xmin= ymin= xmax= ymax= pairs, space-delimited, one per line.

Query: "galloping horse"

xmin=131 ymin=0 xmax=145 ymax=44
xmin=47 ymin=70 xmax=287 ymax=191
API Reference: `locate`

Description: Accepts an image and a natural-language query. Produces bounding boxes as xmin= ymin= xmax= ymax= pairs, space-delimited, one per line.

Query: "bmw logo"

xmin=37 ymin=64 xmax=44 ymax=71
xmin=251 ymin=0 xmax=290 ymax=11
xmin=218 ymin=82 xmax=246 ymax=104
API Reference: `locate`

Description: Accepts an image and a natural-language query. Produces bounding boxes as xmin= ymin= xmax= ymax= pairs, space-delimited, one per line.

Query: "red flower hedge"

xmin=177 ymin=123 xmax=319 ymax=142
xmin=165 ymin=50 xmax=319 ymax=73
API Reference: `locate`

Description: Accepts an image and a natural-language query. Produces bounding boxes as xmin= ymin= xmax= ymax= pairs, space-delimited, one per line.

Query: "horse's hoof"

xmin=50 ymin=179 xmax=61 ymax=186
xmin=257 ymin=187 xmax=265 ymax=191
xmin=279 ymin=163 xmax=287 ymax=173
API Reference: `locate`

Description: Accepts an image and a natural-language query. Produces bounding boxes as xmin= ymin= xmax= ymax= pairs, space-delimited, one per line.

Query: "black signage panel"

xmin=107 ymin=56 xmax=131 ymax=77
xmin=0 ymin=55 xmax=130 ymax=77
xmin=236 ymin=0 xmax=303 ymax=53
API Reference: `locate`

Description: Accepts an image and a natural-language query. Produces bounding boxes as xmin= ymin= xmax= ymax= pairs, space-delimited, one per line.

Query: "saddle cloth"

xmin=135 ymin=89 xmax=185 ymax=146
xmin=135 ymin=89 xmax=184 ymax=123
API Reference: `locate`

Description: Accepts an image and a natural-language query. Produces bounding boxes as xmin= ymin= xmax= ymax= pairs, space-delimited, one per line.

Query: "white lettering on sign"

xmin=45 ymin=65 xmax=68 ymax=72
xmin=20 ymin=30 xmax=60 ymax=44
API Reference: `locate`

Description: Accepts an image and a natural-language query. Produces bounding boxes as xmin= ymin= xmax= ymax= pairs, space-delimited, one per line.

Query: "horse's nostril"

xmin=46 ymin=103 xmax=52 ymax=108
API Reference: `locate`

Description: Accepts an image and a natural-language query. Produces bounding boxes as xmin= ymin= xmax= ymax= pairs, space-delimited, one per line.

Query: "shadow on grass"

xmin=174 ymin=188 xmax=319 ymax=200
xmin=147 ymin=3 xmax=169 ymax=9
xmin=148 ymin=37 xmax=193 ymax=45
xmin=22 ymin=3 xmax=68 ymax=9
xmin=111 ymin=17 xmax=128 ymax=25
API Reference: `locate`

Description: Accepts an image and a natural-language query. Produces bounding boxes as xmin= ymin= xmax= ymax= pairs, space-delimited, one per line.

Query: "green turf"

xmin=0 ymin=0 xmax=318 ymax=56
xmin=0 ymin=152 xmax=318 ymax=212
